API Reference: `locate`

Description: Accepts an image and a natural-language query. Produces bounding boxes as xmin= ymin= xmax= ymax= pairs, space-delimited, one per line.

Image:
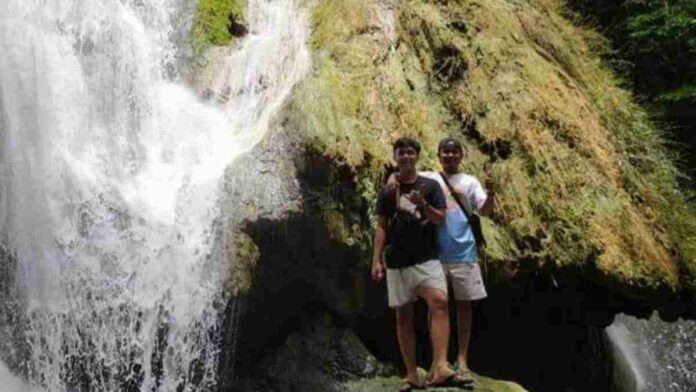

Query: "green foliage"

xmin=622 ymin=0 xmax=696 ymax=91
xmin=658 ymin=84 xmax=696 ymax=102
xmin=623 ymin=2 xmax=695 ymax=54
xmin=568 ymin=0 xmax=696 ymax=186
xmin=569 ymin=0 xmax=695 ymax=94
xmin=192 ymin=0 xmax=245 ymax=58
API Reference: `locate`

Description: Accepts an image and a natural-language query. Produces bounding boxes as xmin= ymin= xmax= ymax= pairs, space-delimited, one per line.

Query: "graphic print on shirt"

xmin=398 ymin=192 xmax=424 ymax=222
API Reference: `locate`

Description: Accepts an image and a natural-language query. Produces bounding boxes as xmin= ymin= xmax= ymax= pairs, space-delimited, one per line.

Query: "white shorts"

xmin=386 ymin=259 xmax=448 ymax=308
xmin=442 ymin=262 xmax=487 ymax=301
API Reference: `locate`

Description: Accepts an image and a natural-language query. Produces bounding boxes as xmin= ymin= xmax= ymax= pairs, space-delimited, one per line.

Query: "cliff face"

xmin=192 ymin=0 xmax=696 ymax=391
xmin=294 ymin=0 xmax=696 ymax=294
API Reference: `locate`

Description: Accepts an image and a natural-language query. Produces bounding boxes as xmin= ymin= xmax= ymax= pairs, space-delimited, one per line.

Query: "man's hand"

xmin=406 ymin=188 xmax=445 ymax=225
xmin=404 ymin=189 xmax=427 ymax=209
xmin=371 ymin=259 xmax=385 ymax=281
xmin=385 ymin=173 xmax=400 ymax=194
xmin=484 ymin=176 xmax=494 ymax=193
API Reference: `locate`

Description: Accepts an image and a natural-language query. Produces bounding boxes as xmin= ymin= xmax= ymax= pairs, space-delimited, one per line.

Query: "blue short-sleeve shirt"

xmin=423 ymin=172 xmax=488 ymax=263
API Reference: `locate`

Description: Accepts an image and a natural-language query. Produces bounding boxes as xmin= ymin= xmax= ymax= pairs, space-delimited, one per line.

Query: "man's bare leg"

xmin=395 ymin=303 xmax=419 ymax=385
xmin=417 ymin=286 xmax=452 ymax=383
xmin=455 ymin=300 xmax=473 ymax=372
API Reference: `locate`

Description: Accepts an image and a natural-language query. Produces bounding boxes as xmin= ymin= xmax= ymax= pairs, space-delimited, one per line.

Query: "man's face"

xmin=438 ymin=143 xmax=462 ymax=171
xmin=394 ymin=146 xmax=419 ymax=171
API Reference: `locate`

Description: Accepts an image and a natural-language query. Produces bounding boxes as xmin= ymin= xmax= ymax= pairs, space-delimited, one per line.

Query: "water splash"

xmin=606 ymin=313 xmax=696 ymax=392
xmin=0 ymin=0 xmax=309 ymax=390
xmin=0 ymin=361 xmax=31 ymax=392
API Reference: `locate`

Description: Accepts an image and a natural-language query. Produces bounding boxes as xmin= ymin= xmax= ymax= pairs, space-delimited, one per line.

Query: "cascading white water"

xmin=0 ymin=361 xmax=28 ymax=392
xmin=606 ymin=313 xmax=696 ymax=392
xmin=0 ymin=0 xmax=309 ymax=390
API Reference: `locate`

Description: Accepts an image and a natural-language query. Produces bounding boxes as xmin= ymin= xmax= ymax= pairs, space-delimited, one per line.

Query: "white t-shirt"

xmin=423 ymin=171 xmax=487 ymax=263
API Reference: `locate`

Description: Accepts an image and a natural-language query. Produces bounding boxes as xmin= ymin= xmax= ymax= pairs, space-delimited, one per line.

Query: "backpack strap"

xmin=439 ymin=172 xmax=487 ymax=250
xmin=439 ymin=172 xmax=471 ymax=219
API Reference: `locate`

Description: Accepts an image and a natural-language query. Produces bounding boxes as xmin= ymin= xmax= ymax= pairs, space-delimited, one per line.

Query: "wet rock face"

xmin=217 ymin=117 xmax=374 ymax=389
xmin=231 ymin=314 xmax=394 ymax=392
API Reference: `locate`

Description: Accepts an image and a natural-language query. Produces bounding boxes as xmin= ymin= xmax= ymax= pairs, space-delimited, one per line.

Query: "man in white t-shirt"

xmin=388 ymin=137 xmax=495 ymax=384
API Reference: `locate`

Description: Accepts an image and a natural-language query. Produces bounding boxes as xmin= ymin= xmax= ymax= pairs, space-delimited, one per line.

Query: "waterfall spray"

xmin=0 ymin=0 xmax=309 ymax=390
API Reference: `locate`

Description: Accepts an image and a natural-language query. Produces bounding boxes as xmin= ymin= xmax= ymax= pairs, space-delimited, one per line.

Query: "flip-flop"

xmin=457 ymin=369 xmax=475 ymax=384
xmin=398 ymin=380 xmax=425 ymax=392
xmin=427 ymin=372 xmax=473 ymax=388
xmin=449 ymin=363 xmax=475 ymax=384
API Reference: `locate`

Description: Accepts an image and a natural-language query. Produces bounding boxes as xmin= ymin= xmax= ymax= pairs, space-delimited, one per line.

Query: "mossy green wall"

xmin=292 ymin=0 xmax=696 ymax=293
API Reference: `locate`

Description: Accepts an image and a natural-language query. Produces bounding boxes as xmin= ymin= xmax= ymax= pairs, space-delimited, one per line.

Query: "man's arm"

xmin=371 ymin=216 xmax=388 ymax=281
xmin=385 ymin=171 xmax=430 ymax=193
xmin=421 ymin=203 xmax=446 ymax=225
xmin=477 ymin=176 xmax=495 ymax=217
xmin=478 ymin=193 xmax=495 ymax=217
xmin=470 ymin=176 xmax=495 ymax=217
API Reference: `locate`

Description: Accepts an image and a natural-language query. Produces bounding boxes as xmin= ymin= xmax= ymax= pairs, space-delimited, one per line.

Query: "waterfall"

xmin=0 ymin=0 xmax=309 ymax=390
xmin=606 ymin=313 xmax=696 ymax=392
xmin=0 ymin=361 xmax=29 ymax=392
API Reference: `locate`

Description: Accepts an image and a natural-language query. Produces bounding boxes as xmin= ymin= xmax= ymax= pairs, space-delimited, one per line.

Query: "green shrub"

xmin=192 ymin=0 xmax=246 ymax=58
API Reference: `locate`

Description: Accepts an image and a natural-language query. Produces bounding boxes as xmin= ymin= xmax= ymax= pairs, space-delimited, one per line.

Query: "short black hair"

xmin=393 ymin=137 xmax=421 ymax=154
xmin=437 ymin=137 xmax=462 ymax=154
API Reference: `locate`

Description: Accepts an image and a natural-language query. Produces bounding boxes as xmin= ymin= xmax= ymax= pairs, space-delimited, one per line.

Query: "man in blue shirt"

xmin=430 ymin=137 xmax=494 ymax=383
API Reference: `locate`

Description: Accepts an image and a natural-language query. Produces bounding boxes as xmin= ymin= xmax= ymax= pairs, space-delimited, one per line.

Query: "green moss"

xmin=192 ymin=0 xmax=246 ymax=59
xmin=224 ymin=231 xmax=259 ymax=295
xmin=346 ymin=369 xmax=528 ymax=392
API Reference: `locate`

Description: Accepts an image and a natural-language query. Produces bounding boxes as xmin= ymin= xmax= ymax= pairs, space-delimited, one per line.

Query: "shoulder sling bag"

xmin=438 ymin=172 xmax=486 ymax=248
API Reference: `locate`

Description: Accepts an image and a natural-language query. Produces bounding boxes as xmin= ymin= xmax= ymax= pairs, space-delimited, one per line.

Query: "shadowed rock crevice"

xmin=432 ymin=44 xmax=468 ymax=85
xmin=227 ymin=14 xmax=247 ymax=38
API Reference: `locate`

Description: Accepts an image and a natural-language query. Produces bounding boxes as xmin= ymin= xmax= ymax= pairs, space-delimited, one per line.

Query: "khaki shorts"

xmin=443 ymin=262 xmax=487 ymax=301
xmin=386 ymin=259 xmax=448 ymax=308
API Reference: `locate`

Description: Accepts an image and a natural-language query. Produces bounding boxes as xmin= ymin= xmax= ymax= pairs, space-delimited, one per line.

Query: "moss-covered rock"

xmin=223 ymin=231 xmax=260 ymax=295
xmin=346 ymin=367 xmax=527 ymax=392
xmin=291 ymin=0 xmax=696 ymax=296
xmin=231 ymin=313 xmax=396 ymax=392
xmin=192 ymin=0 xmax=246 ymax=59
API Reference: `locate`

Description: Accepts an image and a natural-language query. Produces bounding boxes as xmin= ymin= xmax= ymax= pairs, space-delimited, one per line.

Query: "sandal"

xmin=457 ymin=369 xmax=475 ymax=385
xmin=450 ymin=363 xmax=475 ymax=384
xmin=426 ymin=371 xmax=473 ymax=388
